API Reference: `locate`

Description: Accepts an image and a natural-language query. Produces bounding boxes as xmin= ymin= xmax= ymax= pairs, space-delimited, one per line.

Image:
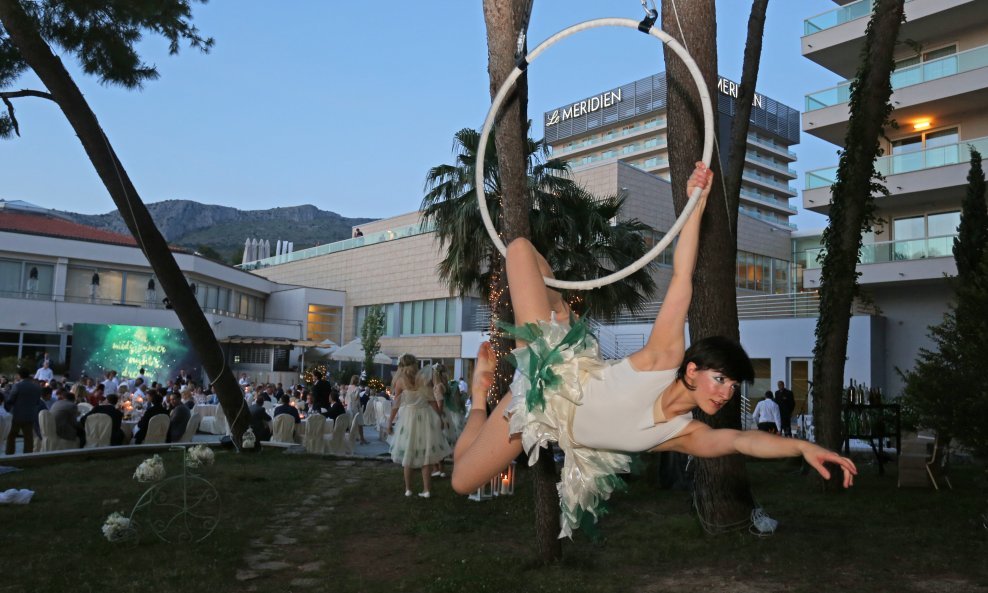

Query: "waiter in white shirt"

xmin=751 ymin=391 xmax=781 ymax=434
xmin=33 ymin=360 xmax=54 ymax=383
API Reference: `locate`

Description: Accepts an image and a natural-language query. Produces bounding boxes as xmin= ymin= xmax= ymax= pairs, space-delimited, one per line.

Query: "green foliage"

xmin=953 ymin=149 xmax=988 ymax=280
xmin=331 ymin=361 xmax=361 ymax=386
xmin=901 ymin=152 xmax=988 ymax=458
xmin=360 ymin=305 xmax=386 ymax=377
xmin=421 ymin=127 xmax=657 ymax=320
xmin=194 ymin=244 xmax=223 ymax=261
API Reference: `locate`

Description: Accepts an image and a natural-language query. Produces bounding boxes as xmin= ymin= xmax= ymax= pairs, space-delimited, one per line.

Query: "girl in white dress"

xmin=387 ymin=354 xmax=452 ymax=498
xmin=451 ymin=162 xmax=857 ymax=537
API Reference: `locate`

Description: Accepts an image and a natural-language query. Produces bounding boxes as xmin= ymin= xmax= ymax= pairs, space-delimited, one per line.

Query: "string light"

xmin=486 ymin=264 xmax=511 ymax=409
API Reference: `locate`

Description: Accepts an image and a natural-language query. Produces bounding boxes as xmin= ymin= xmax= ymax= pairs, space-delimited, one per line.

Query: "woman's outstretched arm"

xmin=451 ymin=342 xmax=523 ymax=494
xmin=631 ymin=162 xmax=713 ymax=371
xmin=655 ymin=422 xmax=858 ymax=488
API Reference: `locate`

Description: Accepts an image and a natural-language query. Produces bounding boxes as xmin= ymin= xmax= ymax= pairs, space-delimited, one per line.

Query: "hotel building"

xmin=798 ymin=0 xmax=988 ymax=396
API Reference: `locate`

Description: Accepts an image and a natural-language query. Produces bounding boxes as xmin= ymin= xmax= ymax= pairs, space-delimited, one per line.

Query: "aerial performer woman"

xmin=450 ymin=162 xmax=857 ymax=538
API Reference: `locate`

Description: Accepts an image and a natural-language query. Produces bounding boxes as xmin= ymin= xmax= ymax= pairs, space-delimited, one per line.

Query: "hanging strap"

xmin=638 ymin=0 xmax=657 ymax=33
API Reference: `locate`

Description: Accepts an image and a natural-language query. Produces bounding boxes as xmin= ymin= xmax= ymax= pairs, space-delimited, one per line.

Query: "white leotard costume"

xmin=503 ymin=315 xmax=692 ymax=538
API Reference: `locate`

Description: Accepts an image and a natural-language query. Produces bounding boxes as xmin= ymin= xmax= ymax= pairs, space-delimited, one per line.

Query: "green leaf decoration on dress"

xmin=499 ymin=317 xmax=592 ymax=412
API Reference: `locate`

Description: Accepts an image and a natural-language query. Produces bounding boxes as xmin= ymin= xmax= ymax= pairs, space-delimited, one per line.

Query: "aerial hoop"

xmin=476 ymin=17 xmax=714 ymax=290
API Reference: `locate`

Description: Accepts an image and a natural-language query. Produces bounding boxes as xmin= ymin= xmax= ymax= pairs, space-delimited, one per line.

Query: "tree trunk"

xmin=812 ymin=0 xmax=904 ymax=489
xmin=483 ymin=0 xmax=561 ymax=563
xmin=0 ymin=0 xmax=250 ymax=444
xmin=662 ymin=0 xmax=756 ymax=530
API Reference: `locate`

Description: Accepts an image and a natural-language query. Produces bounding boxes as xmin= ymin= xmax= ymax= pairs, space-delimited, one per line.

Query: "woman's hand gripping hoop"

xmin=475 ymin=17 xmax=714 ymax=291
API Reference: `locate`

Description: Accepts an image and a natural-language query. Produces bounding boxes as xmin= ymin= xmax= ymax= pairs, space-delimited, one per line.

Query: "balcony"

xmin=741 ymin=170 xmax=796 ymax=196
xmin=802 ymin=135 xmax=988 ymax=212
xmin=798 ymin=234 xmax=957 ymax=287
xmin=745 ymin=151 xmax=798 ymax=179
xmin=803 ymin=43 xmax=988 ymax=144
xmin=801 ymin=0 xmax=987 ymax=78
xmin=747 ymin=134 xmax=797 ymax=160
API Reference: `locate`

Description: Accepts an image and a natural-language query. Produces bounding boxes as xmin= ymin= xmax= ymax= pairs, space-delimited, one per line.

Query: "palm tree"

xmin=422 ymin=127 xmax=657 ymax=322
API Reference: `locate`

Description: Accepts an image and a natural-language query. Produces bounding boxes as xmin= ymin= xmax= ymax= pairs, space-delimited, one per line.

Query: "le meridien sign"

xmin=718 ymin=77 xmax=764 ymax=109
xmin=545 ymin=90 xmax=622 ymax=127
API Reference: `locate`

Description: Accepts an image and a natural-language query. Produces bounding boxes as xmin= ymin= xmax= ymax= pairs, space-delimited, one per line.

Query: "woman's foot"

xmin=472 ymin=342 xmax=496 ymax=408
xmin=418 ymin=491 xmax=431 ymax=499
xmin=404 ymin=490 xmax=412 ymax=497
xmin=431 ymin=471 xmax=446 ymax=478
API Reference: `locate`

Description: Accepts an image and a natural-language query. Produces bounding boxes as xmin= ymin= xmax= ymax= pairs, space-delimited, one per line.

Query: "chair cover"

xmin=179 ymin=413 xmax=202 ymax=443
xmin=76 ymin=402 xmax=93 ymax=415
xmin=344 ymin=412 xmax=363 ymax=455
xmin=144 ymin=414 xmax=169 ymax=444
xmin=272 ymin=414 xmax=295 ymax=443
xmin=84 ymin=414 xmax=112 ymax=448
xmin=362 ymin=397 xmax=379 ymax=426
xmin=199 ymin=405 xmax=229 ymax=435
xmin=303 ymin=415 xmax=326 ymax=454
xmin=325 ymin=415 xmax=348 ymax=455
xmin=0 ymin=415 xmax=11 ymax=447
xmin=37 ymin=410 xmax=56 ymax=452
xmin=375 ymin=399 xmax=393 ymax=434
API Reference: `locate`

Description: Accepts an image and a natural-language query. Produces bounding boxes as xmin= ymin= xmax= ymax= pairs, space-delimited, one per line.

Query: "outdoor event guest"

xmin=752 ymin=391 xmax=781 ymax=434
xmin=81 ymin=393 xmax=125 ymax=446
xmin=775 ymin=380 xmax=796 ymax=437
xmin=457 ymin=376 xmax=468 ymax=397
xmin=325 ymin=390 xmax=347 ymax=422
xmin=38 ymin=385 xmax=56 ymax=410
xmin=431 ymin=362 xmax=457 ymax=478
xmin=101 ymin=370 xmax=119 ymax=397
xmin=69 ymin=382 xmax=88 ymax=404
xmin=311 ymin=370 xmax=332 ymax=411
xmin=344 ymin=375 xmax=361 ymax=415
xmin=181 ymin=386 xmax=196 ymax=410
xmin=273 ymin=394 xmax=301 ymax=424
xmin=166 ymin=392 xmax=191 ymax=443
xmin=4 ymin=368 xmax=42 ymax=455
xmin=387 ymin=355 xmax=451 ymax=498
xmin=135 ymin=391 xmax=169 ymax=444
xmin=50 ymin=387 xmax=80 ymax=447
xmin=132 ymin=378 xmax=146 ymax=401
xmin=33 ymin=360 xmax=54 ymax=383
xmin=450 ymin=163 xmax=856 ymax=537
xmin=248 ymin=393 xmax=272 ymax=442
xmin=86 ymin=384 xmax=105 ymax=407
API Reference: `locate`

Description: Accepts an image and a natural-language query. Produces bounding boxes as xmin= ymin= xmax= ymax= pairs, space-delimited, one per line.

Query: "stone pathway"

xmin=235 ymin=457 xmax=372 ymax=590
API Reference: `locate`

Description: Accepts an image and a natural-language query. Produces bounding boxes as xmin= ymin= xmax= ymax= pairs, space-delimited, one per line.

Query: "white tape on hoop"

xmin=476 ymin=17 xmax=713 ymax=290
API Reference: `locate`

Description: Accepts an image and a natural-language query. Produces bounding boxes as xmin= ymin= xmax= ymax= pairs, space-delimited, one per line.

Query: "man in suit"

xmin=311 ymin=370 xmax=331 ymax=411
xmin=273 ymin=394 xmax=301 ymax=424
xmin=81 ymin=393 xmax=125 ymax=446
xmin=775 ymin=380 xmax=796 ymax=438
xmin=135 ymin=391 xmax=169 ymax=444
xmin=49 ymin=387 xmax=80 ymax=447
xmin=166 ymin=392 xmax=191 ymax=443
xmin=4 ymin=368 xmax=42 ymax=455
xmin=325 ymin=390 xmax=347 ymax=422
xmin=248 ymin=393 xmax=272 ymax=442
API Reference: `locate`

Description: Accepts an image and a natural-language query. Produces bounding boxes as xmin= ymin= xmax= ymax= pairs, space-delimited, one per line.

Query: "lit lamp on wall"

xmin=913 ymin=119 xmax=932 ymax=131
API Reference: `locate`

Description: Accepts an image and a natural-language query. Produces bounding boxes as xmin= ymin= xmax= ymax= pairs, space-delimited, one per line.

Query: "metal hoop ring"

xmin=475 ymin=17 xmax=714 ymax=290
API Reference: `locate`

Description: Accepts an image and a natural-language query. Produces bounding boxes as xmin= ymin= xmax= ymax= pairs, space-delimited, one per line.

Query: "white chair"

xmin=143 ymin=414 xmax=169 ymax=444
xmin=37 ymin=410 xmax=56 ymax=452
xmin=344 ymin=412 xmax=363 ymax=455
xmin=199 ymin=405 xmax=229 ymax=435
xmin=325 ymin=415 xmax=349 ymax=455
xmin=84 ymin=414 xmax=112 ymax=448
xmin=272 ymin=414 xmax=295 ymax=443
xmin=178 ymin=413 xmax=202 ymax=443
xmin=362 ymin=397 xmax=379 ymax=426
xmin=76 ymin=402 xmax=93 ymax=415
xmin=303 ymin=414 xmax=326 ymax=454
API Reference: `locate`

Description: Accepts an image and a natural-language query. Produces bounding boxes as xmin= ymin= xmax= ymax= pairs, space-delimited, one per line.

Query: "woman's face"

xmin=686 ymin=364 xmax=740 ymax=415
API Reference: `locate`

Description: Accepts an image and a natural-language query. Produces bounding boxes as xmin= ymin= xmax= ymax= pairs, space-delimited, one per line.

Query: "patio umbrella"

xmin=329 ymin=339 xmax=393 ymax=364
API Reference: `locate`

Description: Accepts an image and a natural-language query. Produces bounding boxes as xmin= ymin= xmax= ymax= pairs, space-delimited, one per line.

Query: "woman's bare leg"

xmin=402 ymin=465 xmax=413 ymax=494
xmin=505 ymin=238 xmax=569 ymax=334
xmin=451 ymin=342 xmax=522 ymax=494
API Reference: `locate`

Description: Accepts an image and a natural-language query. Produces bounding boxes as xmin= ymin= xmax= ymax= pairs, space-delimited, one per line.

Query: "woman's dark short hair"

xmin=676 ymin=336 xmax=755 ymax=390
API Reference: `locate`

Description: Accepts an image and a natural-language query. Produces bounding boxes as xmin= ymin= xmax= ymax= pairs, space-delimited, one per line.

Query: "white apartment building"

xmin=798 ymin=0 xmax=988 ymax=396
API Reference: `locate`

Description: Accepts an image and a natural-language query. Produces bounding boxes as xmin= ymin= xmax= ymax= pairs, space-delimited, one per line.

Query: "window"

xmin=928 ymin=211 xmax=960 ymax=237
xmin=353 ymin=304 xmax=394 ymax=338
xmin=399 ymin=298 xmax=459 ymax=335
xmin=0 ymin=260 xmax=53 ymax=299
xmin=621 ymin=144 xmax=637 ymax=155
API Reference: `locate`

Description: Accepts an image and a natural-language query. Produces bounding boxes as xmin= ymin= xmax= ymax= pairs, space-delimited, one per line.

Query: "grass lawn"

xmin=2 ymin=449 xmax=986 ymax=593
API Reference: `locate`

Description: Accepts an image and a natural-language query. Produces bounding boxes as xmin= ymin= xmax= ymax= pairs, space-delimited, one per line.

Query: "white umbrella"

xmin=329 ymin=339 xmax=392 ymax=364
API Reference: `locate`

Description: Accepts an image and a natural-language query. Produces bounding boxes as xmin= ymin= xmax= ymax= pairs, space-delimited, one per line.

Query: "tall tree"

xmin=661 ymin=0 xmax=769 ymax=530
xmin=360 ymin=305 xmax=386 ymax=379
xmin=0 ymin=0 xmax=250 ymax=443
xmin=481 ymin=0 xmax=566 ymax=563
xmin=811 ymin=0 xmax=905 ymax=487
xmin=901 ymin=150 xmax=988 ymax=459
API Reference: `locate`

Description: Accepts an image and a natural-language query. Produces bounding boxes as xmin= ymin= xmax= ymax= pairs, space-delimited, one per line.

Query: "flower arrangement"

xmin=186 ymin=444 xmax=215 ymax=469
xmin=102 ymin=511 xmax=133 ymax=542
xmin=241 ymin=427 xmax=256 ymax=449
xmin=133 ymin=454 xmax=166 ymax=483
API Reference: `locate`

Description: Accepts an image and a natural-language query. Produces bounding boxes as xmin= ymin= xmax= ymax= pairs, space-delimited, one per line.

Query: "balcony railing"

xmin=742 ymin=170 xmax=795 ymax=194
xmin=804 ymin=0 xmax=914 ymax=35
xmin=471 ymin=292 xmax=822 ymax=330
xmin=805 ymin=136 xmax=988 ymax=189
xmin=806 ymin=43 xmax=988 ymax=111
xmin=238 ymin=220 xmax=435 ymax=271
xmin=747 ymin=134 xmax=797 ymax=160
xmin=745 ymin=151 xmax=798 ymax=177
xmin=739 ymin=208 xmax=798 ymax=230
xmin=797 ymin=233 xmax=957 ymax=269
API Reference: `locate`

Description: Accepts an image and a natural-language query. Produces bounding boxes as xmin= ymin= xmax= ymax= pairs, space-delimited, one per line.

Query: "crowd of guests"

xmin=1 ymin=363 xmax=213 ymax=454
